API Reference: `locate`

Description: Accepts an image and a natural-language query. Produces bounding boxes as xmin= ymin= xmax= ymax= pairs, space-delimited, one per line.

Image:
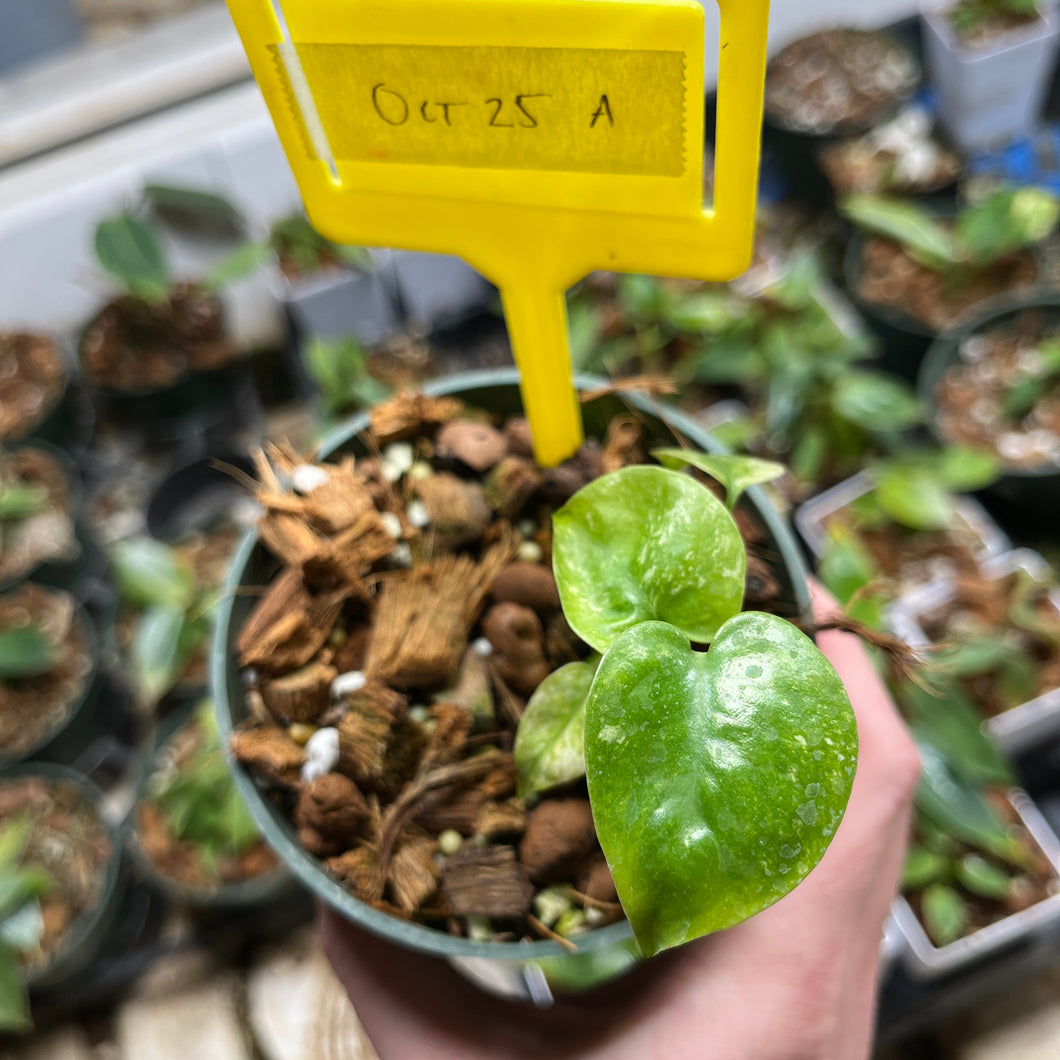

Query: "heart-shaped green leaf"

xmin=651 ymin=448 xmax=785 ymax=510
xmin=586 ymin=615 xmax=857 ymax=956
xmin=552 ymin=466 xmax=745 ymax=652
xmin=514 ymin=658 xmax=598 ymax=799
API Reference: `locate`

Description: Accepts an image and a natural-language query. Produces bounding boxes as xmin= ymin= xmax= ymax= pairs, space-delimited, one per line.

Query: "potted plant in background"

xmin=889 ymin=549 xmax=1060 ymax=754
xmin=762 ymin=27 xmax=920 ymax=206
xmin=0 ymin=766 xmax=122 ymax=1027
xmin=0 ymin=331 xmax=89 ymax=453
xmin=79 ymin=209 xmax=262 ymax=449
xmin=921 ymin=0 xmax=1060 ymax=153
xmin=0 ymin=583 xmax=99 ymax=767
xmin=109 ymin=535 xmax=225 ymax=713
xmin=130 ymin=700 xmax=288 ymax=907
xmin=0 ymin=444 xmax=100 ymax=600
xmin=213 ymin=369 xmax=857 ymax=992
xmin=919 ymin=293 xmax=1060 ymax=525
xmin=840 ymin=185 xmax=1059 ymax=380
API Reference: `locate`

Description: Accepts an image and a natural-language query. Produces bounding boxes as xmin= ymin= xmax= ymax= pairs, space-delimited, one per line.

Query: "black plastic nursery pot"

xmin=85 ymin=359 xmax=260 ymax=454
xmin=0 ymin=763 xmax=125 ymax=995
xmin=0 ymin=441 xmax=107 ymax=605
xmin=0 ymin=333 xmax=93 ymax=454
xmin=843 ymin=226 xmax=1045 ymax=387
xmin=0 ymin=588 xmax=102 ymax=771
xmin=144 ymin=453 xmax=256 ymax=543
xmin=762 ymin=29 xmax=920 ymax=209
xmin=918 ymin=293 xmax=1060 ymax=526
xmin=211 ymin=367 xmax=813 ymax=997
xmin=126 ymin=701 xmax=295 ymax=910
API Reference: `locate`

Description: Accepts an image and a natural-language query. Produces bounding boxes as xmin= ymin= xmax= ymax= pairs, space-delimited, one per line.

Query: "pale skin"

xmin=320 ymin=583 xmax=921 ymax=1059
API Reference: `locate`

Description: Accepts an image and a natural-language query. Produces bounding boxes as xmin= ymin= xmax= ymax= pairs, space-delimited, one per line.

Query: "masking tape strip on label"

xmin=270 ymin=43 xmax=686 ymax=177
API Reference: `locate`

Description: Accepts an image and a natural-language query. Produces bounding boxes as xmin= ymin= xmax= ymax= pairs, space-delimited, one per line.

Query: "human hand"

xmin=320 ymin=582 xmax=920 ymax=1060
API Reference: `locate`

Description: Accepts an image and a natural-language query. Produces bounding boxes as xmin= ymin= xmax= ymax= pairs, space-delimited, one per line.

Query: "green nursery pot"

xmin=919 ymin=293 xmax=1060 ymax=525
xmin=211 ymin=368 xmax=812 ymax=995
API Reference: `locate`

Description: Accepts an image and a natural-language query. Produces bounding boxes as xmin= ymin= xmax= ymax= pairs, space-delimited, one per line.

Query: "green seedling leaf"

xmin=818 ymin=525 xmax=879 ymax=606
xmin=933 ymin=446 xmax=1001 ymax=492
xmin=921 ymin=883 xmax=969 ymax=946
xmin=940 ymin=635 xmax=1013 ymax=678
xmin=915 ymin=744 xmax=1023 ymax=865
xmin=514 ymin=659 xmax=598 ymax=799
xmin=0 ymin=628 xmax=56 ymax=681
xmin=840 ymin=195 xmax=959 ymax=272
xmin=586 ymin=615 xmax=857 ymax=956
xmin=0 ymin=901 xmax=44 ymax=953
xmin=875 ymin=467 xmax=952 ymax=531
xmin=0 ymin=484 xmax=47 ymax=522
xmin=553 ymin=466 xmax=745 ymax=652
xmin=132 ymin=604 xmax=192 ymax=704
xmin=202 ymin=241 xmax=271 ymax=291
xmin=956 ymin=854 xmax=1013 ymax=900
xmin=144 ymin=183 xmax=243 ymax=234
xmin=0 ymin=820 xmax=30 ymax=872
xmin=0 ymin=868 xmax=49 ymax=922
xmin=94 ymin=213 xmax=169 ymax=302
xmin=0 ymin=943 xmax=30 ymax=1034
xmin=335 ymin=244 xmax=373 ymax=271
xmin=899 ymin=680 xmax=1015 ymax=787
xmin=111 ymin=537 xmax=196 ymax=609
xmin=830 ymin=372 xmax=921 ymax=432
xmin=305 ymin=337 xmax=390 ymax=416
xmin=567 ymin=300 xmax=603 ymax=371
xmin=651 ymin=448 xmax=785 ymax=510
xmin=957 ymin=187 xmax=1059 ymax=267
xmin=902 ymin=845 xmax=950 ymax=889
xmin=663 ymin=292 xmax=743 ymax=333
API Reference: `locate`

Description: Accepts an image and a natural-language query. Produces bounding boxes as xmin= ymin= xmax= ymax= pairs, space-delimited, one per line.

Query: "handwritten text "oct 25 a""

xmin=371 ymin=85 xmax=616 ymax=129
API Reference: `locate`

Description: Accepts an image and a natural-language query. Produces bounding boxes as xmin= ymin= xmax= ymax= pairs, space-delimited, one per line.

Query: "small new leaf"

xmin=514 ymin=658 xmax=598 ymax=798
xmin=94 ymin=213 xmax=169 ymax=302
xmin=651 ymin=448 xmax=785 ymax=510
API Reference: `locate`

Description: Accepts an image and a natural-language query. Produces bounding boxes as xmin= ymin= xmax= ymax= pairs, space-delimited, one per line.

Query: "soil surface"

xmin=918 ymin=566 xmax=1060 ymax=716
xmin=0 ymin=585 xmax=92 ymax=762
xmin=819 ymin=131 xmax=959 ymax=198
xmin=79 ymin=283 xmax=234 ymax=392
xmin=137 ymin=711 xmax=279 ymax=890
xmin=934 ymin=312 xmax=1060 ymax=470
xmin=0 ymin=446 xmax=78 ymax=584
xmin=0 ymin=775 xmax=112 ymax=974
xmin=229 ymin=391 xmax=794 ymax=947
xmin=0 ymin=333 xmax=66 ymax=443
xmin=856 ymin=238 xmax=1039 ymax=333
xmin=764 ymin=30 xmax=919 ymax=135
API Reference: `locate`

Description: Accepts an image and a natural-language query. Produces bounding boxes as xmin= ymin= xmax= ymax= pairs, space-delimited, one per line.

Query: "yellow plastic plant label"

xmin=226 ymin=0 xmax=770 ymax=466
